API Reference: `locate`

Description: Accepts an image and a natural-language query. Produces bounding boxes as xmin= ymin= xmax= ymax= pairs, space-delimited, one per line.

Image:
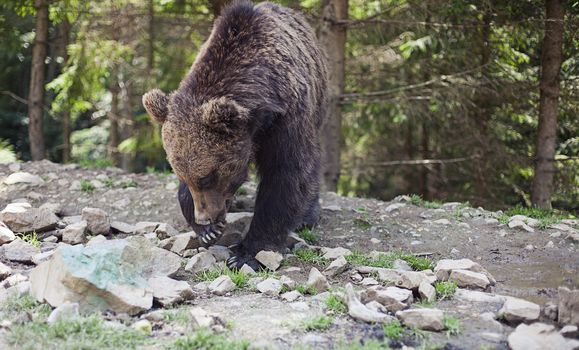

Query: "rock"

xmin=454 ymin=289 xmax=505 ymax=305
xmin=508 ymin=323 xmax=579 ymax=350
xmin=561 ymin=325 xmax=578 ymax=338
xmin=189 ymin=307 xmax=226 ymax=329
xmin=396 ymin=309 xmax=445 ymax=331
xmin=110 ymin=221 xmax=135 ymax=234
xmin=47 ymin=302 xmax=79 ymax=324
xmin=384 ymin=203 xmax=406 ymax=213
xmin=433 ymin=218 xmax=451 ymax=225
xmin=0 ymin=222 xmax=16 ymax=245
xmin=132 ymin=320 xmax=153 ymax=335
xmin=28 ymin=238 xmax=182 ymax=315
xmin=320 ymin=247 xmax=352 ymax=260
xmin=323 ymin=204 xmax=341 ymax=211
xmin=559 ymin=287 xmax=579 ymax=327
xmin=87 ymin=234 xmax=107 ymax=246
xmin=133 ymin=221 xmax=161 ymax=234
xmin=510 ymin=215 xmax=540 ymax=228
xmin=155 ymin=223 xmax=179 ymax=239
xmin=256 ymin=278 xmax=283 ymax=296
xmin=170 ymin=232 xmax=200 ymax=255
xmin=61 ymin=221 xmax=87 ymax=245
xmin=365 ymin=300 xmax=386 ymax=313
xmin=184 ymin=251 xmax=216 ymax=274
xmin=392 ymin=259 xmax=413 ymax=271
xmin=442 ymin=202 xmax=462 ymax=210
xmin=43 ymin=235 xmax=58 ymax=243
xmin=240 ymin=264 xmax=256 ymax=275
xmin=0 ymin=273 xmax=28 ymax=288
xmin=281 ymin=290 xmax=302 ymax=302
xmin=0 ymin=261 xmax=13 ymax=280
xmin=360 ymin=277 xmax=380 ymax=286
xmin=208 ymin=245 xmax=230 ymax=261
xmin=323 ymin=256 xmax=348 ymax=277
xmin=81 ymin=207 xmax=110 ymax=235
xmin=255 ymin=251 xmax=283 ymax=271
xmin=286 ymin=231 xmax=307 ymax=249
xmin=434 ymin=258 xmax=495 ymax=284
xmin=449 ymin=269 xmax=490 ymax=290
xmin=306 ymin=267 xmax=330 ymax=293
xmin=8 ymin=163 xmax=20 ymax=172
xmin=3 ymin=239 xmax=40 ymax=263
xmin=419 ymin=281 xmax=436 ymax=302
xmin=148 ymin=276 xmax=194 ymax=306
xmin=32 ymin=250 xmax=55 ymax=265
xmin=508 ymin=219 xmax=534 ymax=232
xmin=209 ymin=275 xmax=236 ymax=296
xmin=372 ymin=268 xmax=433 ymax=291
xmin=499 ymin=296 xmax=541 ymax=324
xmin=361 ymin=286 xmax=413 ymax=312
xmin=345 ymin=283 xmax=394 ymax=323
xmin=544 ymin=301 xmax=558 ymax=321
xmin=279 ymin=275 xmax=296 ymax=290
xmin=1 ymin=204 xmax=58 ymax=233
xmin=4 ymin=172 xmax=44 ymax=185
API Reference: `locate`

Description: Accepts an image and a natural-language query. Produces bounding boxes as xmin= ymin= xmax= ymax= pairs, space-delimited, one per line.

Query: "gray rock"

xmin=361 ymin=286 xmax=413 ymax=312
xmin=240 ymin=264 xmax=256 ymax=275
xmin=499 ymin=296 xmax=541 ymax=324
xmin=1 ymin=204 xmax=59 ymax=233
xmin=170 ymin=232 xmax=200 ymax=256
xmin=371 ymin=268 xmax=433 ymax=291
xmin=559 ymin=287 xmax=579 ymax=327
xmin=185 ymin=251 xmax=216 ymax=274
xmin=454 ymin=289 xmax=506 ymax=306
xmin=508 ymin=219 xmax=534 ymax=232
xmin=208 ymin=245 xmax=231 ymax=261
xmin=360 ymin=277 xmax=380 ymax=286
xmin=86 ymin=234 xmax=107 ymax=246
xmin=392 ymin=259 xmax=413 ymax=271
xmin=62 ymin=220 xmax=87 ymax=245
xmin=419 ymin=281 xmax=436 ymax=302
xmin=255 ymin=251 xmax=283 ymax=271
xmin=384 ymin=203 xmax=406 ymax=213
xmin=323 ymin=256 xmax=348 ymax=277
xmin=4 ymin=172 xmax=44 ymax=185
xmin=155 ymin=223 xmax=179 ymax=239
xmin=396 ymin=308 xmax=445 ymax=331
xmin=32 ymin=250 xmax=55 ymax=265
xmin=256 ymin=278 xmax=283 ymax=296
xmin=508 ymin=323 xmax=579 ymax=350
xmin=321 ymin=247 xmax=352 ymax=260
xmin=560 ymin=325 xmax=578 ymax=338
xmin=306 ymin=267 xmax=330 ymax=293
xmin=434 ymin=258 xmax=495 ymax=284
xmin=209 ymin=275 xmax=236 ymax=296
xmin=189 ymin=307 xmax=226 ymax=329
xmin=0 ymin=273 xmax=28 ymax=289
xmin=39 ymin=202 xmax=61 ymax=215
xmin=4 ymin=238 xmax=40 ymax=263
xmin=345 ymin=283 xmax=393 ymax=323
xmin=0 ymin=222 xmax=16 ymax=245
xmin=30 ymin=239 xmax=155 ymax=315
xmin=281 ymin=290 xmax=302 ymax=302
xmin=279 ymin=275 xmax=296 ymax=290
xmin=110 ymin=221 xmax=135 ymax=234
xmin=47 ymin=302 xmax=79 ymax=324
xmin=148 ymin=276 xmax=194 ymax=306
xmin=0 ymin=261 xmax=13 ymax=280
xmin=449 ymin=269 xmax=490 ymax=290
xmin=544 ymin=301 xmax=558 ymax=321
xmin=81 ymin=207 xmax=110 ymax=235
xmin=133 ymin=221 xmax=161 ymax=234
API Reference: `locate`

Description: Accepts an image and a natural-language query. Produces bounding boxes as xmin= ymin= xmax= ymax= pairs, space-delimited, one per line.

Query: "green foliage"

xmin=0 ymin=294 xmax=51 ymax=320
xmin=325 ymin=293 xmax=347 ymax=314
xmin=443 ymin=315 xmax=461 ymax=337
xmin=301 ymin=315 xmax=334 ymax=331
xmin=195 ymin=267 xmax=249 ymax=288
xmin=383 ymin=320 xmax=404 ymax=340
xmin=121 ymin=179 xmax=138 ymax=188
xmin=80 ymin=179 xmax=95 ymax=193
xmin=297 ymin=227 xmax=319 ymax=244
xmin=409 ymin=195 xmax=443 ymax=209
xmin=79 ymin=158 xmax=113 ymax=169
xmin=501 ymin=205 xmax=572 ymax=229
xmin=163 ymin=309 xmax=192 ymax=326
xmin=434 ymin=281 xmax=458 ymax=300
xmin=296 ymin=284 xmax=318 ymax=295
xmin=171 ymin=328 xmax=249 ymax=350
xmin=0 ymin=138 xmax=17 ymax=163
xmin=346 ymin=250 xmax=433 ymax=271
xmin=236 ymin=186 xmax=248 ymax=195
xmin=19 ymin=231 xmax=40 ymax=247
xmin=293 ymin=247 xmax=328 ymax=266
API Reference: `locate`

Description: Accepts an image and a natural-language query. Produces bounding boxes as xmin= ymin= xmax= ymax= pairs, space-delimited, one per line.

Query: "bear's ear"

xmin=143 ymin=89 xmax=169 ymax=123
xmin=200 ymin=97 xmax=249 ymax=133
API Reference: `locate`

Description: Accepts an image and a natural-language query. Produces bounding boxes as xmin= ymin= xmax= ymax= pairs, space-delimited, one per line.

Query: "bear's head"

xmin=143 ymin=89 xmax=251 ymax=226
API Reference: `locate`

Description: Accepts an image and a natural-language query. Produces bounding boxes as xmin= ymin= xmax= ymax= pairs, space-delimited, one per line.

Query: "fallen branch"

xmin=363 ymin=155 xmax=480 ymax=167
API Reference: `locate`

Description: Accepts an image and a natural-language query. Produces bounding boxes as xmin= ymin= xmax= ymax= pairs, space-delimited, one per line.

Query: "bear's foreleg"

xmin=178 ymin=181 xmax=225 ymax=246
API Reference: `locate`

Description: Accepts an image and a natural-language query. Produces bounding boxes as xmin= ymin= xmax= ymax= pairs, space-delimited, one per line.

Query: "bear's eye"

xmin=198 ymin=171 xmax=217 ymax=189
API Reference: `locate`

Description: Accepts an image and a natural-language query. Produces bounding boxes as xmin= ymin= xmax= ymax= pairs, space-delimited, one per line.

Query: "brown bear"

xmin=142 ymin=0 xmax=327 ymax=269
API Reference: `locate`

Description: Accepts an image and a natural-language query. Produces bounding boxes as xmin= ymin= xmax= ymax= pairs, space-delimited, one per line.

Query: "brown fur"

xmin=143 ymin=1 xmax=327 ymax=267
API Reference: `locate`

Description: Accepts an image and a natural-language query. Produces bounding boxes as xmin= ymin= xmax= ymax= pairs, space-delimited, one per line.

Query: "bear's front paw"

xmin=197 ymin=223 xmax=225 ymax=246
xmin=226 ymin=253 xmax=261 ymax=271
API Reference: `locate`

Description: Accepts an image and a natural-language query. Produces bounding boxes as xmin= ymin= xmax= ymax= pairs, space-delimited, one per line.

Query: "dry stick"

xmin=1 ymin=91 xmax=53 ymax=115
xmin=363 ymin=155 xmax=480 ymax=167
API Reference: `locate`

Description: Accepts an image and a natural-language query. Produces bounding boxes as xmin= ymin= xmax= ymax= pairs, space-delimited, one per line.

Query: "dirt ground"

xmin=0 ymin=160 xmax=577 ymax=349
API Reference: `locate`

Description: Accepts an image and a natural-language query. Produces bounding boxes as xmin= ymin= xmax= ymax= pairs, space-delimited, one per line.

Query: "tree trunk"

xmin=531 ymin=0 xmax=564 ymax=209
xmin=28 ymin=0 xmax=49 ymax=160
xmin=318 ymin=0 xmax=348 ymax=191
xmin=109 ymin=80 xmax=121 ymax=167
xmin=58 ymin=20 xmax=72 ymax=163
xmin=147 ymin=0 xmax=154 ymax=80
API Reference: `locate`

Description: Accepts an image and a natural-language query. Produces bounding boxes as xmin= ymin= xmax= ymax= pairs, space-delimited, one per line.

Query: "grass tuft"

xmin=443 ymin=315 xmax=461 ymax=336
xmin=80 ymin=179 xmax=95 ymax=193
xmin=296 ymin=227 xmax=319 ymax=244
xmin=195 ymin=267 xmax=250 ymax=288
xmin=409 ymin=194 xmax=442 ymax=209
xmin=434 ymin=281 xmax=457 ymax=300
xmin=170 ymin=328 xmax=249 ymax=350
xmin=301 ymin=315 xmax=334 ymax=331
xmin=383 ymin=320 xmax=404 ymax=340
xmin=500 ymin=205 xmax=572 ymax=229
xmin=325 ymin=293 xmax=347 ymax=314
xmin=293 ymin=247 xmax=328 ymax=266
xmin=345 ymin=250 xmax=433 ymax=271
xmin=20 ymin=231 xmax=41 ymax=247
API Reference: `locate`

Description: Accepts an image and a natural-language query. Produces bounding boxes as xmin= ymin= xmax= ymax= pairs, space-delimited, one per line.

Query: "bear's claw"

xmin=197 ymin=225 xmax=223 ymax=246
xmin=226 ymin=254 xmax=261 ymax=271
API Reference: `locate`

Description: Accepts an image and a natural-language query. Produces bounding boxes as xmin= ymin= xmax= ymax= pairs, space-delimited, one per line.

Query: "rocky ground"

xmin=0 ymin=160 xmax=578 ymax=350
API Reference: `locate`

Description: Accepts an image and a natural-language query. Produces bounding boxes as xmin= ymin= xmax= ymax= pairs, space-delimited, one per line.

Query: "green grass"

xmin=409 ymin=194 xmax=442 ymax=209
xmin=414 ymin=299 xmax=434 ymax=308
xmin=163 ymin=308 xmax=191 ymax=326
xmin=195 ymin=267 xmax=250 ymax=288
xmin=301 ymin=315 xmax=334 ymax=331
xmin=104 ymin=179 xmax=115 ymax=188
xmin=293 ymin=247 xmax=329 ymax=266
xmin=170 ymin=328 xmax=249 ymax=350
xmin=121 ymin=179 xmax=138 ymax=188
xmin=0 ymin=294 xmax=51 ymax=320
xmin=498 ymin=204 xmax=572 ymax=229
xmin=325 ymin=293 xmax=347 ymax=314
xmin=79 ymin=158 xmax=113 ymax=169
xmin=443 ymin=315 xmax=461 ymax=337
xmin=336 ymin=339 xmax=391 ymax=350
xmin=383 ymin=320 xmax=404 ymax=340
xmin=80 ymin=179 xmax=95 ymax=193
xmin=297 ymin=227 xmax=319 ymax=244
xmin=345 ymin=250 xmax=433 ymax=271
xmin=434 ymin=281 xmax=457 ymax=300
xmin=19 ymin=231 xmax=40 ymax=247
xmin=296 ymin=284 xmax=318 ymax=295
xmin=235 ymin=186 xmax=248 ymax=195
